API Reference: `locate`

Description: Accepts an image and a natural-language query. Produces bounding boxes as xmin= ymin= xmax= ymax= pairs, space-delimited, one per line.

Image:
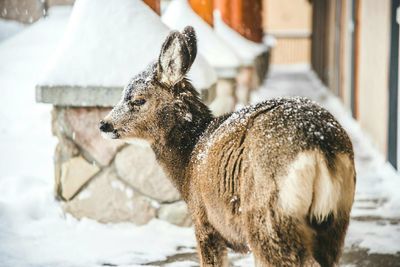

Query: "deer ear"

xmin=158 ymin=27 xmax=197 ymax=86
xmin=182 ymin=26 xmax=197 ymax=67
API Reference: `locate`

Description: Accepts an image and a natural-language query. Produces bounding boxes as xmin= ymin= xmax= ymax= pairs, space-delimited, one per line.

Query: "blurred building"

xmin=263 ymin=0 xmax=312 ymax=65
xmin=311 ymin=0 xmax=399 ymax=169
xmin=263 ymin=0 xmax=399 ymax=169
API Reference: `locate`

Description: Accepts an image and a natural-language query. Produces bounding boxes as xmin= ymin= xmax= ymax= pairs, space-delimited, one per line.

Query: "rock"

xmin=158 ymin=201 xmax=192 ymax=227
xmin=236 ymin=67 xmax=256 ymax=106
xmin=64 ymin=168 xmax=156 ymax=225
xmin=62 ymin=107 xmax=125 ymax=166
xmin=254 ymin=51 xmax=270 ymax=83
xmin=209 ymin=78 xmax=236 ymax=116
xmin=0 ymin=0 xmax=45 ymax=24
xmin=54 ymin=137 xmax=80 ymax=198
xmin=60 ymin=156 xmax=100 ymax=200
xmin=115 ymin=144 xmax=180 ymax=203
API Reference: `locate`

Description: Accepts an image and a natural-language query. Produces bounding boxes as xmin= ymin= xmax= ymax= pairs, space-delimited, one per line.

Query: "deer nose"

xmin=99 ymin=120 xmax=114 ymax=133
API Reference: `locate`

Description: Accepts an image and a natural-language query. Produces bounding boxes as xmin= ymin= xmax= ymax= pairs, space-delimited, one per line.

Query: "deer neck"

xmin=151 ymin=108 xmax=213 ymax=198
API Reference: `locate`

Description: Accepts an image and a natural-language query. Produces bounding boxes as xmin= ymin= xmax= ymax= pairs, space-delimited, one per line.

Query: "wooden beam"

xmin=189 ymin=0 xmax=214 ymax=26
xmin=143 ymin=0 xmax=160 ymax=15
xmin=353 ymin=0 xmax=361 ymax=119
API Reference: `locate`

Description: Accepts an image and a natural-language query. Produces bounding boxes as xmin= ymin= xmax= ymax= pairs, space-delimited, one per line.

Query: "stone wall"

xmin=52 ymin=106 xmax=191 ymax=226
xmin=0 ymin=0 xmax=74 ymax=24
xmin=0 ymin=0 xmax=45 ymax=23
xmin=46 ymin=0 xmax=75 ymax=7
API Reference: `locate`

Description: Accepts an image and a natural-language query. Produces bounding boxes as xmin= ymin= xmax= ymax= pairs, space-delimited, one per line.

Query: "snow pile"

xmin=40 ymin=0 xmax=216 ymax=90
xmin=263 ymin=34 xmax=277 ymax=48
xmin=0 ymin=178 xmax=195 ymax=266
xmin=0 ymin=18 xmax=25 ymax=42
xmin=0 ymin=7 xmax=197 ymax=267
xmin=188 ymin=53 xmax=217 ymax=90
xmin=213 ymin=10 xmax=267 ymax=66
xmin=162 ymin=0 xmax=241 ymax=71
xmin=0 ymin=6 xmax=70 ymax=179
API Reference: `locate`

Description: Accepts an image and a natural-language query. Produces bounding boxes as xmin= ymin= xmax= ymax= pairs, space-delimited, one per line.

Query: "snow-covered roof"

xmin=38 ymin=0 xmax=217 ymax=92
xmin=213 ymin=11 xmax=268 ymax=66
xmin=162 ymin=0 xmax=241 ymax=76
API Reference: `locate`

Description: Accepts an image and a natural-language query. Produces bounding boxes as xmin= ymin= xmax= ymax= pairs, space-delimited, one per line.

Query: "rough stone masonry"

xmin=52 ymin=106 xmax=192 ymax=226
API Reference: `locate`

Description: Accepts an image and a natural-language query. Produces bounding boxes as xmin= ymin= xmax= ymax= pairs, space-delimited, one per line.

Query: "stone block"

xmin=158 ymin=201 xmax=192 ymax=227
xmin=254 ymin=50 xmax=270 ymax=85
xmin=61 ymin=107 xmax=125 ymax=166
xmin=61 ymin=156 xmax=100 ymax=200
xmin=0 ymin=0 xmax=44 ymax=24
xmin=115 ymin=144 xmax=180 ymax=203
xmin=209 ymin=78 xmax=236 ymax=116
xmin=236 ymin=67 xmax=256 ymax=106
xmin=64 ymin=168 xmax=157 ymax=225
xmin=46 ymin=0 xmax=75 ymax=7
xmin=54 ymin=137 xmax=80 ymax=197
xmin=36 ymin=86 xmax=123 ymax=107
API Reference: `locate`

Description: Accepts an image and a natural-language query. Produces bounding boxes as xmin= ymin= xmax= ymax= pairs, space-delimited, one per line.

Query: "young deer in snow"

xmin=100 ymin=27 xmax=356 ymax=267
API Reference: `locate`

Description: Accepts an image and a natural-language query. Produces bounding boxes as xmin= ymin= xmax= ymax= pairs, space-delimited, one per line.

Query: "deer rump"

xmin=190 ymin=98 xmax=355 ymax=262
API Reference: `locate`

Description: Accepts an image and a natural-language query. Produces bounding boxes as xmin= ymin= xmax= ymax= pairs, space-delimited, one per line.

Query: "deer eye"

xmin=132 ymin=99 xmax=146 ymax=106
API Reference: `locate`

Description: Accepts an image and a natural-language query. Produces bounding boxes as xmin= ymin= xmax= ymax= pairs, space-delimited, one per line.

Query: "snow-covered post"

xmin=35 ymin=0 xmax=217 ymax=227
xmin=214 ymin=0 xmax=270 ymax=105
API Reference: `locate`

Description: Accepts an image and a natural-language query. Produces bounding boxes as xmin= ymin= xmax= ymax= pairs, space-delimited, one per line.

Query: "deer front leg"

xmin=194 ymin=222 xmax=228 ymax=267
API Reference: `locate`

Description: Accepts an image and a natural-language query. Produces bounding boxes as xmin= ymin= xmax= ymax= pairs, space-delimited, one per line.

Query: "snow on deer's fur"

xmin=100 ymin=26 xmax=356 ymax=267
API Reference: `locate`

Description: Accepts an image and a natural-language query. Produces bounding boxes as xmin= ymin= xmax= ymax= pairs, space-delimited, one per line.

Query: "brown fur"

xmin=100 ymin=27 xmax=356 ymax=267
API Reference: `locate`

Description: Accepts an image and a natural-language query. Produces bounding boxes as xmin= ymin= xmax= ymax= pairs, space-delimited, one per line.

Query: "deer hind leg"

xmin=245 ymin=208 xmax=315 ymax=267
xmin=311 ymin=213 xmax=350 ymax=267
xmin=310 ymin=153 xmax=355 ymax=267
xmin=194 ymin=221 xmax=228 ymax=267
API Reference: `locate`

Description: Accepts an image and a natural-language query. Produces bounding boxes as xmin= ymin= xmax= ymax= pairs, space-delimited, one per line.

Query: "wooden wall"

xmin=357 ymin=0 xmax=391 ymax=154
xmin=263 ymin=0 xmax=312 ymax=65
xmin=311 ymin=0 xmax=392 ymax=156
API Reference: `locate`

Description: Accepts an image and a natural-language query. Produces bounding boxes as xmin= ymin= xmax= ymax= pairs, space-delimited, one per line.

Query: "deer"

xmin=99 ymin=26 xmax=356 ymax=267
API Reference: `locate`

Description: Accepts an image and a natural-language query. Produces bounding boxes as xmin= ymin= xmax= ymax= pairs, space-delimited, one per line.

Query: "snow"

xmin=0 ymin=7 xmax=399 ymax=266
xmin=162 ymin=0 xmax=242 ymax=71
xmin=0 ymin=7 xmax=197 ymax=267
xmin=39 ymin=0 xmax=216 ymax=90
xmin=186 ymin=52 xmax=217 ymax=90
xmin=0 ymin=6 xmax=70 ymax=178
xmin=0 ymin=18 xmax=25 ymax=42
xmin=346 ymin=220 xmax=400 ymax=254
xmin=263 ymin=34 xmax=277 ymax=48
xmin=213 ymin=10 xmax=267 ymax=66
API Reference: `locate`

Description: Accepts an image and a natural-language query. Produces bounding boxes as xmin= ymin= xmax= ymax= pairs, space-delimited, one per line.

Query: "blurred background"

xmin=0 ymin=0 xmax=399 ymax=266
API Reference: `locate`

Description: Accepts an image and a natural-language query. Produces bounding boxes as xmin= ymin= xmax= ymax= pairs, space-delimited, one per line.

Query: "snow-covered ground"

xmin=0 ymin=7 xmax=399 ymax=267
xmin=0 ymin=18 xmax=25 ymax=42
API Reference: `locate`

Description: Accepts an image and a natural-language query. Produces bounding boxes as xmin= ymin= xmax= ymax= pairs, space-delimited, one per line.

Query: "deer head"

xmin=99 ymin=26 xmax=208 ymax=145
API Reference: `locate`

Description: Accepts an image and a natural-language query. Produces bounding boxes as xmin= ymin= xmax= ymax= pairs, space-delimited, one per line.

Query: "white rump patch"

xmin=278 ymin=151 xmax=355 ymax=222
xmin=278 ymin=152 xmax=316 ymax=218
